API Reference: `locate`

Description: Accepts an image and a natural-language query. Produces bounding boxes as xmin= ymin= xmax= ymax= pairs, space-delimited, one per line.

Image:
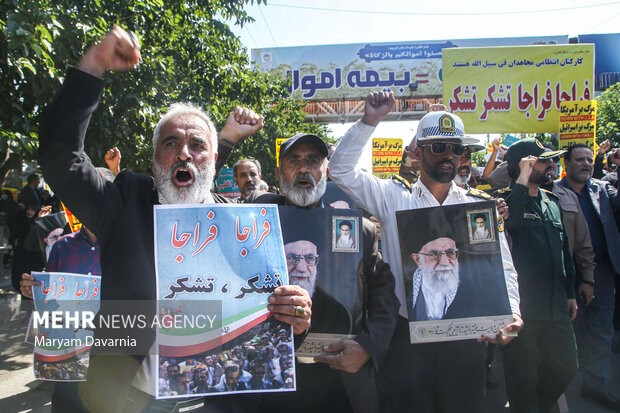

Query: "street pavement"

xmin=1 ymin=265 xmax=619 ymax=413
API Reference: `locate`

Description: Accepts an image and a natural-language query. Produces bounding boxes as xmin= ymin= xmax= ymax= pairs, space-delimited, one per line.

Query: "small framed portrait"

xmin=332 ymin=216 xmax=359 ymax=252
xmin=467 ymin=208 xmax=495 ymax=244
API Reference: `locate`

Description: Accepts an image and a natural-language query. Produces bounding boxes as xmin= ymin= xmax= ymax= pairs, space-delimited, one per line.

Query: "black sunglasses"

xmin=420 ymin=142 xmax=466 ymax=156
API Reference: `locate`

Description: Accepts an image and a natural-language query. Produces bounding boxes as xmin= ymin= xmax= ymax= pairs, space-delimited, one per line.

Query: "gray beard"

xmin=453 ymin=173 xmax=471 ymax=186
xmin=280 ymin=173 xmax=326 ymax=207
xmin=153 ymin=160 xmax=215 ymax=204
xmin=421 ymin=262 xmax=460 ymax=295
xmin=289 ymin=271 xmax=316 ymax=297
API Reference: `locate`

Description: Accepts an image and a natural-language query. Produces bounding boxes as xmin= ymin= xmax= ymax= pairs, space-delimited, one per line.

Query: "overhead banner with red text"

xmin=443 ymin=44 xmax=594 ymax=133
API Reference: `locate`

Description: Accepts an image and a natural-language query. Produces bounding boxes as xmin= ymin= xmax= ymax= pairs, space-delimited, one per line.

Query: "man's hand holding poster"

xmin=396 ymin=201 xmax=513 ymax=343
xmin=154 ymin=204 xmax=295 ymax=398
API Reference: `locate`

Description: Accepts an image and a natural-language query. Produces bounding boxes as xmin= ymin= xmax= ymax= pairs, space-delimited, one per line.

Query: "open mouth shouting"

xmin=293 ymin=173 xmax=315 ymax=189
xmin=172 ymin=165 xmax=195 ymax=186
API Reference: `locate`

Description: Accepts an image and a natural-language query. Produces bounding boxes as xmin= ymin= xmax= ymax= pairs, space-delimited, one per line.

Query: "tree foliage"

xmin=0 ymin=0 xmax=328 ymax=186
xmin=596 ymin=82 xmax=620 ymax=147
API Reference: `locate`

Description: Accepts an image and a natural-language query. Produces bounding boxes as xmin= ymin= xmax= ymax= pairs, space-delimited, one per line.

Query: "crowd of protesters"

xmin=3 ymin=26 xmax=619 ymax=413
xmin=34 ymin=355 xmax=88 ymax=381
xmin=158 ymin=320 xmax=294 ymax=396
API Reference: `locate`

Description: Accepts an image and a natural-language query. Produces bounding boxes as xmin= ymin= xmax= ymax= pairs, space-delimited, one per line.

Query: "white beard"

xmin=419 ymin=261 xmax=460 ymax=320
xmin=153 ymin=160 xmax=215 ymax=204
xmin=45 ymin=244 xmax=53 ymax=260
xmin=474 ymin=227 xmax=489 ymax=239
xmin=289 ymin=271 xmax=316 ymax=297
xmin=279 ymin=173 xmax=326 ymax=207
xmin=453 ymin=173 xmax=471 ymax=186
xmin=421 ymin=262 xmax=460 ymax=293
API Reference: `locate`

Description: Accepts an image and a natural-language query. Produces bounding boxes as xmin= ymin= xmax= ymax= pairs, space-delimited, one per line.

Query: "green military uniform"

xmin=499 ymin=182 xmax=579 ymax=413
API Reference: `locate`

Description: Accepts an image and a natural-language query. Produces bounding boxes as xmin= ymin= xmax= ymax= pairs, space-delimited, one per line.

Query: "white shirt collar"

xmin=412 ymin=179 xmax=467 ymax=204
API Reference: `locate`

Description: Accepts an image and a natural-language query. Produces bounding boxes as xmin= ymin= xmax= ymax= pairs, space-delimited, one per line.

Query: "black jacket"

xmin=247 ymin=191 xmax=399 ymax=413
xmin=37 ymin=68 xmax=259 ymax=413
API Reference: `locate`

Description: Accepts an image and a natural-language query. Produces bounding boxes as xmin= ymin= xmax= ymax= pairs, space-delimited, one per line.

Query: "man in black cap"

xmin=499 ymin=138 xmax=579 ymax=413
xmin=249 ymin=132 xmax=399 ymax=412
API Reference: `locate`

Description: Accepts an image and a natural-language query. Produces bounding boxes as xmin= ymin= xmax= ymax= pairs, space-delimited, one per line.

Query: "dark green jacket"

xmin=503 ymin=183 xmax=576 ymax=320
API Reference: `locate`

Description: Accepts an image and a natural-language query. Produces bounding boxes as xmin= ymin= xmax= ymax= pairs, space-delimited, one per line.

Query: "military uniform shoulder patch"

xmin=497 ymin=216 xmax=505 ymax=232
xmin=390 ymin=174 xmax=412 ymax=192
xmin=488 ymin=186 xmax=511 ymax=199
xmin=467 ymin=188 xmax=492 ymax=200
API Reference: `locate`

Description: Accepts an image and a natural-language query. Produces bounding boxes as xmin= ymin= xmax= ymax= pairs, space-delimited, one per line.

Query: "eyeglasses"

xmin=286 ymin=254 xmax=319 ymax=266
xmin=420 ymin=142 xmax=466 ymax=156
xmin=418 ymin=249 xmax=459 ymax=262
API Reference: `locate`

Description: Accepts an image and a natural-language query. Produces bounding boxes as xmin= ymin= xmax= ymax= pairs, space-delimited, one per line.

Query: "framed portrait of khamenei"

xmin=277 ymin=207 xmax=364 ymax=358
xmin=396 ymin=201 xmax=513 ymax=343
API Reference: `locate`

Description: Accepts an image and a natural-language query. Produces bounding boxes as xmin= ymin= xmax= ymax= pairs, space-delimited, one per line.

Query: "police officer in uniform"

xmin=329 ymin=91 xmax=522 ymax=413
xmin=497 ymin=139 xmax=579 ymax=413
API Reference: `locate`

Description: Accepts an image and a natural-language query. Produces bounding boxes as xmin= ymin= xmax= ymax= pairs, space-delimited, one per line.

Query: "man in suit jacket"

xmin=248 ymin=132 xmax=399 ymax=413
xmin=558 ymin=144 xmax=620 ymax=411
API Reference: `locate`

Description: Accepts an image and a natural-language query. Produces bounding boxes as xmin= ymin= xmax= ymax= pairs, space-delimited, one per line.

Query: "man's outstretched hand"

xmin=78 ymin=26 xmax=141 ymax=78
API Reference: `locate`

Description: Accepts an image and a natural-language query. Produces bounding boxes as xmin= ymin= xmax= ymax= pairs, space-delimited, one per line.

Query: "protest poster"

xmin=443 ymin=44 xmax=594 ymax=133
xmin=396 ymin=201 xmax=513 ymax=343
xmin=276 ymin=207 xmax=364 ymax=358
xmin=252 ymin=35 xmax=567 ymax=100
xmin=215 ymin=168 xmax=240 ymax=199
xmin=275 ymin=138 xmax=286 ymax=166
xmin=33 ymin=212 xmax=68 ymax=262
xmin=372 ymin=138 xmax=403 ymax=179
xmin=31 ymin=272 xmax=101 ymax=381
xmin=558 ymin=100 xmax=597 ymax=151
xmin=154 ymin=204 xmax=294 ymax=398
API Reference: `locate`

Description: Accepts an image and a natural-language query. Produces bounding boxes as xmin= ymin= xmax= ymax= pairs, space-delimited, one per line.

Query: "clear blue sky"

xmin=228 ymin=0 xmax=620 ymax=148
xmin=231 ymin=0 xmax=620 ymax=49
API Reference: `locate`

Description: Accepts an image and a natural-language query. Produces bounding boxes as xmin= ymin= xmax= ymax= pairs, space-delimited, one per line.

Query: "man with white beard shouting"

xmin=36 ymin=27 xmax=311 ymax=413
